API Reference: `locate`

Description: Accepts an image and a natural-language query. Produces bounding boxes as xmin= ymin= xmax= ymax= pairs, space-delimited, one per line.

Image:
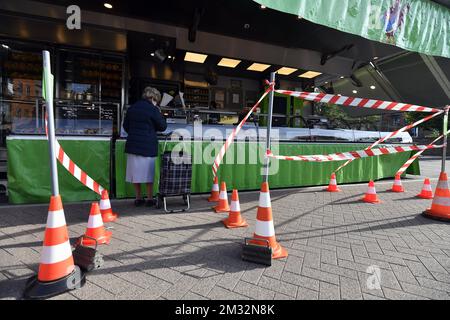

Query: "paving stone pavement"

xmin=1 ymin=168 xmax=450 ymax=300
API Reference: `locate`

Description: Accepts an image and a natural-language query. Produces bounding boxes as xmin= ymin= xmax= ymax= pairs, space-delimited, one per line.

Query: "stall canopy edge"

xmin=253 ymin=0 xmax=450 ymax=59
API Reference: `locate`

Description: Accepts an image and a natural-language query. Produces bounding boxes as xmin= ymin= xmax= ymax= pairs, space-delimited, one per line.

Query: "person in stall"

xmin=208 ymin=101 xmax=221 ymax=124
xmin=233 ymin=106 xmax=251 ymax=125
xmin=123 ymin=87 xmax=167 ymax=207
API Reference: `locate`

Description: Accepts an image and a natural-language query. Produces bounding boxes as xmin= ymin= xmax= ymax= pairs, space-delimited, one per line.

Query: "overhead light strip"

xmin=277 ymin=67 xmax=298 ymax=75
xmin=299 ymin=71 xmax=322 ymax=79
xmin=218 ymin=58 xmax=241 ymax=68
xmin=184 ymin=52 xmax=208 ymax=63
xmin=247 ymin=63 xmax=271 ymax=72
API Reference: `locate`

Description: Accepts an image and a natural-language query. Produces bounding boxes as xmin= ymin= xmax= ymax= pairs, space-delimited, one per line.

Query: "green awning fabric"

xmin=253 ymin=0 xmax=450 ymax=59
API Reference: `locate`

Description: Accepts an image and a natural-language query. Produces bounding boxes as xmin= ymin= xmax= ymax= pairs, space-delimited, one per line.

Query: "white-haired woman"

xmin=123 ymin=87 xmax=167 ymax=206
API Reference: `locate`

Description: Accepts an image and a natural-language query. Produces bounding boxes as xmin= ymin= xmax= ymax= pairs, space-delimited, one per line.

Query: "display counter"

xmin=159 ymin=123 xmax=413 ymax=143
xmin=6 ymin=134 xmax=420 ymax=204
xmin=7 ymin=135 xmax=111 ymax=204
xmin=115 ymin=139 xmax=420 ymax=199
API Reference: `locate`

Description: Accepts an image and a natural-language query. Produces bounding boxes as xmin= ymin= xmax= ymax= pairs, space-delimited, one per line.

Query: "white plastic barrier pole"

xmin=263 ymin=72 xmax=276 ymax=182
xmin=43 ymin=50 xmax=59 ymax=196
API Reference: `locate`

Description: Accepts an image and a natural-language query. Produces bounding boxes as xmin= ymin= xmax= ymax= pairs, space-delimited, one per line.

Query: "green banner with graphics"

xmin=254 ymin=0 xmax=449 ymax=58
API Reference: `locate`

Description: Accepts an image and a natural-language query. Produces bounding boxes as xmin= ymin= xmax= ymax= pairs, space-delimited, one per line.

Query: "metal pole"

xmin=263 ymin=72 xmax=276 ymax=182
xmin=43 ymin=50 xmax=59 ymax=196
xmin=442 ymin=106 xmax=449 ymax=173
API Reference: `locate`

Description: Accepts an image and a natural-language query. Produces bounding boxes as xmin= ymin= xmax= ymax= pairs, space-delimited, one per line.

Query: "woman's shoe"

xmin=134 ymin=199 xmax=145 ymax=207
xmin=145 ymin=199 xmax=155 ymax=207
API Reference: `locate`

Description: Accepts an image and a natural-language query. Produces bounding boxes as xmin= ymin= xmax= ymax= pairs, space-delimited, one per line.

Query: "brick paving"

xmin=1 ymin=159 xmax=450 ymax=300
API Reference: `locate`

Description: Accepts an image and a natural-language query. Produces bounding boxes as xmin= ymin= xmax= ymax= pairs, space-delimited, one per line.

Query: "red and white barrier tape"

xmin=54 ymin=141 xmax=104 ymax=194
xmin=211 ymin=84 xmax=443 ymax=176
xmin=396 ymin=133 xmax=447 ymax=176
xmin=333 ymin=110 xmax=444 ymax=172
xmin=275 ymin=90 xmax=441 ymax=113
xmin=45 ymin=116 xmax=105 ymax=195
xmin=266 ymin=144 xmax=442 ymax=162
xmin=212 ymin=81 xmax=274 ymax=176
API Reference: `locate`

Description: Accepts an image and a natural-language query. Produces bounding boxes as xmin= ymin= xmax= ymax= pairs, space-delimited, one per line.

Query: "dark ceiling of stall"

xmin=35 ymin=0 xmax=415 ymax=63
xmin=433 ymin=0 xmax=450 ymax=8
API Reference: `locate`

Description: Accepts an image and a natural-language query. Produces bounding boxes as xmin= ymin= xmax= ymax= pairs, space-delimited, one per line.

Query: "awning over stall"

xmin=254 ymin=0 xmax=450 ymax=59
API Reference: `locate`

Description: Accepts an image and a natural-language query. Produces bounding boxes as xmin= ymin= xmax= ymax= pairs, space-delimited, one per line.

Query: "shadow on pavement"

xmin=277 ymin=213 xmax=443 ymax=242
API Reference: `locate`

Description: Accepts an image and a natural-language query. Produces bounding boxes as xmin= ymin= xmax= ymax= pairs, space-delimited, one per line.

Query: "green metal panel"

xmin=115 ymin=140 xmax=420 ymax=198
xmin=7 ymin=137 xmax=111 ymax=204
xmin=5 ymin=137 xmax=421 ymax=204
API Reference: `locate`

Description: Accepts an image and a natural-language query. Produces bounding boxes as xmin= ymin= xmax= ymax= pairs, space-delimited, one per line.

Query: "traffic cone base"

xmin=23 ymin=195 xmax=86 ymax=299
xmin=101 ymin=212 xmax=118 ymax=223
xmin=417 ymin=192 xmax=433 ymax=200
xmin=23 ymin=265 xmax=86 ymax=299
xmin=223 ymin=217 xmax=248 ymax=228
xmin=325 ymin=187 xmax=341 ymax=192
xmin=362 ymin=197 xmax=381 ymax=204
xmin=208 ymin=177 xmax=220 ymax=202
xmin=100 ymin=190 xmax=118 ymax=222
xmin=422 ymin=209 xmax=450 ymax=221
xmin=82 ymin=230 xmax=112 ymax=246
xmin=361 ymin=180 xmax=381 ymax=203
xmin=416 ymin=178 xmax=433 ymax=199
xmin=390 ymin=175 xmax=405 ymax=193
xmin=272 ymin=243 xmax=288 ymax=259
xmin=325 ymin=173 xmax=341 ymax=192
xmin=391 ymin=185 xmax=405 ymax=192
xmin=251 ymin=235 xmax=288 ymax=259
xmin=422 ymin=172 xmax=450 ymax=222
xmin=82 ymin=203 xmax=112 ymax=246
xmin=214 ymin=182 xmax=230 ymax=213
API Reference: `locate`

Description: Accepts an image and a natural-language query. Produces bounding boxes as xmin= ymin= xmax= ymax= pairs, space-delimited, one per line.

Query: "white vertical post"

xmin=263 ymin=72 xmax=276 ymax=182
xmin=43 ymin=50 xmax=59 ymax=196
xmin=442 ymin=106 xmax=449 ymax=173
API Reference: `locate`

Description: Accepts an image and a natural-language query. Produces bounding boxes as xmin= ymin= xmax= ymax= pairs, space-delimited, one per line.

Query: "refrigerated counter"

xmin=114 ymin=139 xmax=420 ymax=199
xmin=7 ymin=124 xmax=419 ymax=204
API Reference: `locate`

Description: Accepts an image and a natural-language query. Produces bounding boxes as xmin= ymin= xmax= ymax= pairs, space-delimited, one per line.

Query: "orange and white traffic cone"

xmin=38 ymin=196 xmax=75 ymax=281
xmin=208 ymin=176 xmax=220 ymax=202
xmin=423 ymin=172 xmax=450 ymax=221
xmin=361 ymin=180 xmax=381 ymax=203
xmin=99 ymin=190 xmax=118 ymax=223
xmin=325 ymin=173 xmax=341 ymax=192
xmin=23 ymin=195 xmax=85 ymax=299
xmin=416 ymin=178 xmax=433 ymax=199
xmin=250 ymin=182 xmax=288 ymax=259
xmin=214 ymin=182 xmax=230 ymax=213
xmin=223 ymin=189 xmax=248 ymax=229
xmin=81 ymin=202 xmax=112 ymax=246
xmin=390 ymin=174 xmax=405 ymax=192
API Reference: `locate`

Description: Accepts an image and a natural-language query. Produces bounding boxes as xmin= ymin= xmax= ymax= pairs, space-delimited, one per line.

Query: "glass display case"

xmin=58 ymin=50 xmax=123 ymax=103
xmin=0 ymin=41 xmax=49 ymax=144
xmin=0 ymin=99 xmax=120 ymax=136
xmin=57 ymin=49 xmax=123 ymax=136
xmin=54 ymin=101 xmax=119 ymax=136
xmin=0 ymin=40 xmax=124 ymax=140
